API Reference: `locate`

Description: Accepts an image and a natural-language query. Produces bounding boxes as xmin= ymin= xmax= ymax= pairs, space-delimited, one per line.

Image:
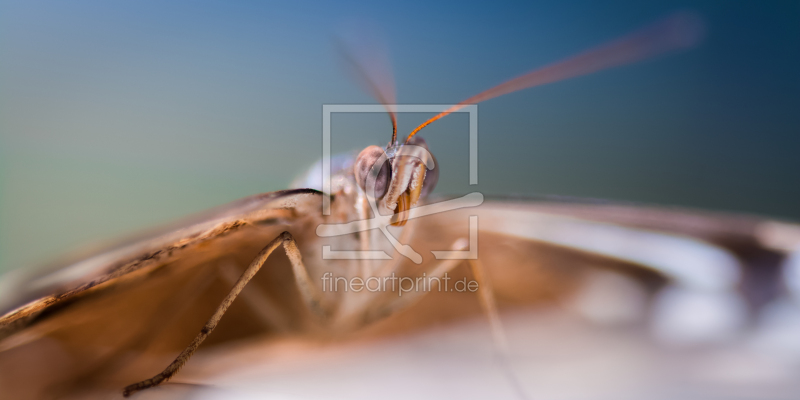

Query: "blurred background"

xmin=0 ymin=0 xmax=798 ymax=276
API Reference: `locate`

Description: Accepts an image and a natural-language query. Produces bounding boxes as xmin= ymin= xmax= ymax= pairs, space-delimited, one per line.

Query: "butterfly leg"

xmin=123 ymin=231 xmax=327 ymax=397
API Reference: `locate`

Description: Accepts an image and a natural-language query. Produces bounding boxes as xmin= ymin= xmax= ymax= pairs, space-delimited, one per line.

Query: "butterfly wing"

xmin=0 ymin=189 xmax=333 ymax=399
xmin=157 ymin=197 xmax=800 ymax=400
xmin=1 ymin=195 xmax=798 ymax=399
xmin=0 ymin=189 xmax=326 ymax=329
xmin=407 ymin=197 xmax=798 ymax=320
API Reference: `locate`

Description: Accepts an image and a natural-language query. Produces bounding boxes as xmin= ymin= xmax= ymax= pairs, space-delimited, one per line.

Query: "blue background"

xmin=1 ymin=0 xmax=798 ymax=274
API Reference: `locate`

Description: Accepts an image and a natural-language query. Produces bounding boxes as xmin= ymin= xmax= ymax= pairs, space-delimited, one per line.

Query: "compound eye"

xmin=354 ymin=145 xmax=391 ymax=198
xmin=405 ymin=136 xmax=438 ymax=197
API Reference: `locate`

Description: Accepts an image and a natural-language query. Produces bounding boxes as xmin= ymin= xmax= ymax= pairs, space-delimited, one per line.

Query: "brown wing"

xmin=1 ymin=195 xmax=798 ymax=399
xmin=154 ymin=198 xmax=800 ymax=400
xmin=408 ymin=196 xmax=799 ymax=312
xmin=0 ymin=189 xmax=342 ymax=399
xmin=0 ymin=189 xmax=325 ymax=334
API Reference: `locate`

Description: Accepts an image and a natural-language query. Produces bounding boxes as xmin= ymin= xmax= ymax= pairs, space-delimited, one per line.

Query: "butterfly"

xmin=1 ymin=11 xmax=799 ymax=400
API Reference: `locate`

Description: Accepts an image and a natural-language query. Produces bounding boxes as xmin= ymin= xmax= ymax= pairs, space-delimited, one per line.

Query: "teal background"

xmin=1 ymin=0 xmax=798 ymax=275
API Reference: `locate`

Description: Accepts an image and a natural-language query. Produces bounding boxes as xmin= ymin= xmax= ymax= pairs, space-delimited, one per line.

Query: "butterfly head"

xmin=353 ymin=136 xmax=439 ymax=226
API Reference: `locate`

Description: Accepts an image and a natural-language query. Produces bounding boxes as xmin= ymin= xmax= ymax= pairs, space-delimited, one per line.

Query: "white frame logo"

xmin=316 ymin=104 xmax=482 ymax=263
